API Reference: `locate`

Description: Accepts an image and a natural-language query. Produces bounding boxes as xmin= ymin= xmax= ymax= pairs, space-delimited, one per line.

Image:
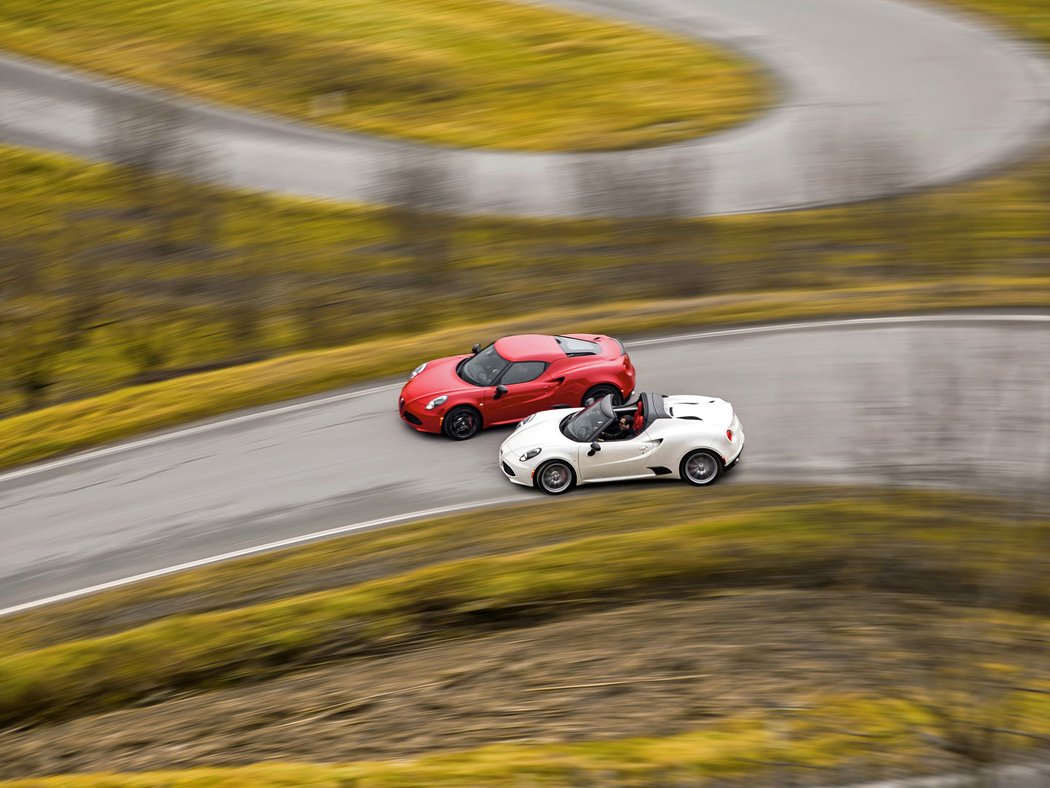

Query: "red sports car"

xmin=399 ymin=334 xmax=635 ymax=440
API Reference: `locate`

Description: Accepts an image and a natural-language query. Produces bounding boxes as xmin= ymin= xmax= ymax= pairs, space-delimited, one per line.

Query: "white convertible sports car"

xmin=499 ymin=392 xmax=744 ymax=494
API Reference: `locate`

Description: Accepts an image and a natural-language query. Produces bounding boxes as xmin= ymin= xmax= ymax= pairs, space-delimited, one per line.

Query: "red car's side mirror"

xmin=494 ymin=384 xmax=508 ymax=400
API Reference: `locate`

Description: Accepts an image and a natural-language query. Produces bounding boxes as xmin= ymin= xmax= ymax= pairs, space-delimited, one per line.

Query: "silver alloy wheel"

xmin=684 ymin=451 xmax=719 ymax=485
xmin=539 ymin=461 xmax=573 ymax=494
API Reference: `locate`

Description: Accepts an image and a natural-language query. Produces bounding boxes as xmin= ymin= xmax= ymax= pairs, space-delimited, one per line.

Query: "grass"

xmin=0 ymin=712 xmax=926 ymax=786
xmin=947 ymin=0 xmax=1050 ymax=44
xmin=3 ymin=275 xmax=1049 ymax=472
xmin=2 ymin=130 xmax=1049 ymax=423
xmin=0 ymin=0 xmax=766 ymax=151
xmin=0 ymin=488 xmax=1046 ymax=728
xmin=3 ymin=690 xmax=1047 ymax=786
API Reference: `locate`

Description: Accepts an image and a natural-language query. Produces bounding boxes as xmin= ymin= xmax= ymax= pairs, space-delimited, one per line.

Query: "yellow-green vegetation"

xmin=0 ymin=490 xmax=1045 ymax=728
xmin=947 ymin=0 xmax=1050 ymax=44
xmin=0 ymin=0 xmax=766 ymax=151
xmin=0 ymin=715 xmax=907 ymax=786
xmin=1 ymin=135 xmax=1048 ymax=447
xmin=0 ymin=489 xmax=1047 ymax=785
xmin=0 ymin=691 xmax=1039 ymax=787
xmin=3 ymin=276 xmax=1048 ymax=472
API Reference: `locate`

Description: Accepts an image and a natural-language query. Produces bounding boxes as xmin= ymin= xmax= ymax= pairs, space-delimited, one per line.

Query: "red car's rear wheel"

xmin=582 ymin=384 xmax=623 ymax=406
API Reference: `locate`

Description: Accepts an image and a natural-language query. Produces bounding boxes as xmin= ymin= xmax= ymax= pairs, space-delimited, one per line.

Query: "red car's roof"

xmin=494 ymin=334 xmax=563 ymax=362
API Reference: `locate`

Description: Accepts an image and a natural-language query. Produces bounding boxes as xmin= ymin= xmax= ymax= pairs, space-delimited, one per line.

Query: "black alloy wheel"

xmin=443 ymin=406 xmax=481 ymax=440
xmin=582 ymin=385 xmax=623 ymax=407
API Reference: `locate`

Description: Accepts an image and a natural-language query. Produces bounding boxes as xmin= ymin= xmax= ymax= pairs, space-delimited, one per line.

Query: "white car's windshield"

xmin=563 ymin=399 xmax=610 ymax=441
xmin=459 ymin=344 xmax=508 ymax=387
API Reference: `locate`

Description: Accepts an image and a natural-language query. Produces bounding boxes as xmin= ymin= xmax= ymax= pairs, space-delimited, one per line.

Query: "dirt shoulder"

xmin=3 ymin=590 xmax=1045 ymax=781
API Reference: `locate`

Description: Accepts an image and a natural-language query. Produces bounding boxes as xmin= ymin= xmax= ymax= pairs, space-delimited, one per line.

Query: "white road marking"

xmin=0 ymin=383 xmax=400 ymax=484
xmin=0 ymin=496 xmax=524 ymax=618
xmin=627 ymin=313 xmax=1050 ymax=347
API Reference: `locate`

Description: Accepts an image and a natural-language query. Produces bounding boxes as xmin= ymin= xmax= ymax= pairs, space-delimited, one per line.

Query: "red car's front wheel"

xmin=442 ymin=406 xmax=481 ymax=440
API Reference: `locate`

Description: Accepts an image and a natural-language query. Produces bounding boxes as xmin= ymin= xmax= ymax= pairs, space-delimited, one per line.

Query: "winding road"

xmin=0 ymin=1 xmax=1049 ymax=612
xmin=1 ymin=315 xmax=1048 ymax=615
xmin=0 ymin=0 xmax=1048 ymax=215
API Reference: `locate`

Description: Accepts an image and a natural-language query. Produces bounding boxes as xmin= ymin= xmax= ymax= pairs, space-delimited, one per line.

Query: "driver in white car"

xmin=601 ymin=416 xmax=634 ymax=441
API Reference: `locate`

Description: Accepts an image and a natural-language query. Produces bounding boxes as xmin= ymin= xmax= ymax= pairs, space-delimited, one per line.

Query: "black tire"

xmin=582 ymin=384 xmax=623 ymax=407
xmin=680 ymin=449 xmax=722 ymax=487
xmin=442 ymin=406 xmax=481 ymax=440
xmin=535 ymin=459 xmax=576 ymax=495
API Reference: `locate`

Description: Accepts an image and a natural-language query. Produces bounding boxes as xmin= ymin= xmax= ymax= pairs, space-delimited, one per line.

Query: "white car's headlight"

xmin=518 ymin=414 xmax=536 ymax=428
xmin=519 ymin=448 xmax=542 ymax=462
xmin=410 ymin=362 xmax=427 ymax=379
xmin=425 ymin=395 xmax=448 ymax=410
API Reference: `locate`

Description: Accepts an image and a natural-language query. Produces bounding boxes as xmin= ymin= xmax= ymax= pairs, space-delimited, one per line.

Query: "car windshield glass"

xmin=562 ymin=399 xmax=610 ymax=442
xmin=459 ymin=344 xmax=508 ymax=387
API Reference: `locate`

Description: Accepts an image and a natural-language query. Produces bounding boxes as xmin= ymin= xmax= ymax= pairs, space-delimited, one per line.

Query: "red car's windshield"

xmin=459 ymin=344 xmax=508 ymax=387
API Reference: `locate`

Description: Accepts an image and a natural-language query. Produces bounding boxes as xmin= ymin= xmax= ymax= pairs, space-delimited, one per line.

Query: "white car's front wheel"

xmin=535 ymin=460 xmax=576 ymax=495
xmin=680 ymin=450 xmax=722 ymax=486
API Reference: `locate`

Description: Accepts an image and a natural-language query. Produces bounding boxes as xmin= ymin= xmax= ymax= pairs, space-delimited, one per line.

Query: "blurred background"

xmin=0 ymin=0 xmax=1048 ymax=785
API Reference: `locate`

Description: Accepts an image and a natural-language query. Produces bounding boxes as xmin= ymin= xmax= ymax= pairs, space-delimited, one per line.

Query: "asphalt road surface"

xmin=1 ymin=316 xmax=1048 ymax=614
xmin=0 ymin=0 xmax=1047 ymax=215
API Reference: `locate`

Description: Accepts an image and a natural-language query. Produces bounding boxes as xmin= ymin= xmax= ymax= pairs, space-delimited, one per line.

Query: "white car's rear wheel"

xmin=535 ymin=460 xmax=576 ymax=495
xmin=680 ymin=450 xmax=722 ymax=486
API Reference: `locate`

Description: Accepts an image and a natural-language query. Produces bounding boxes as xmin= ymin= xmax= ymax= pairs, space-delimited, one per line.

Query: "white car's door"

xmin=577 ymin=432 xmax=661 ymax=482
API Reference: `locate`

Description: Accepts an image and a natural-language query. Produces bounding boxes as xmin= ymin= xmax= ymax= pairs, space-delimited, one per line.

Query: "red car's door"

xmin=491 ymin=361 xmax=558 ymax=423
